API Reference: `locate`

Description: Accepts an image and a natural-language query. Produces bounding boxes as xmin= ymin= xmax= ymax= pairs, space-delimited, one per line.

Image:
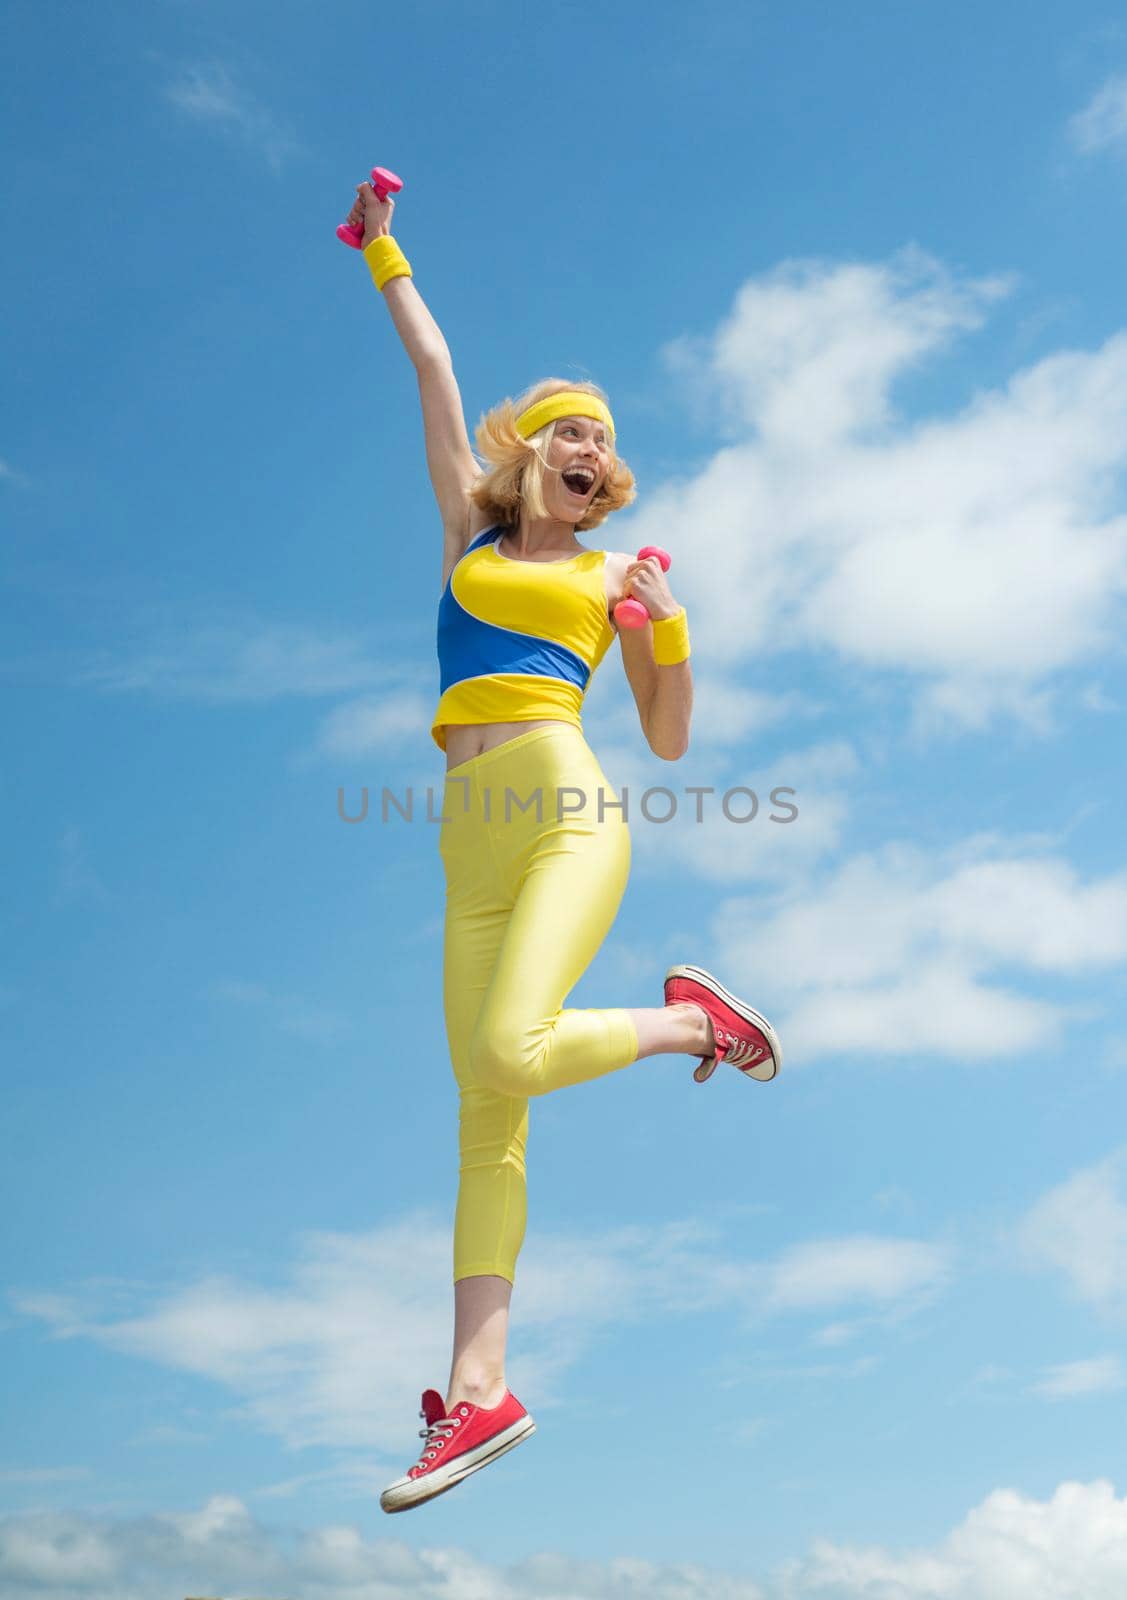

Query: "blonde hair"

xmin=469 ymin=377 xmax=636 ymax=531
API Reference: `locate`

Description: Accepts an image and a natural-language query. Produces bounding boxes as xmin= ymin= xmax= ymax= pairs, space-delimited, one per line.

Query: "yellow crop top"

xmin=432 ymin=525 xmax=616 ymax=752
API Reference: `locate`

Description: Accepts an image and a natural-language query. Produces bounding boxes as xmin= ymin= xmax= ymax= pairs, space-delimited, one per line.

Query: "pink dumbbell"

xmin=336 ymin=166 xmax=404 ymax=248
xmin=614 ymin=546 xmax=671 ymax=628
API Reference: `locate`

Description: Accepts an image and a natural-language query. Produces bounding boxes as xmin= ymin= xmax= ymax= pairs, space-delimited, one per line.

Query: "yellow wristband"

xmin=651 ymin=607 xmax=690 ymax=665
xmin=363 ymin=235 xmax=413 ymax=292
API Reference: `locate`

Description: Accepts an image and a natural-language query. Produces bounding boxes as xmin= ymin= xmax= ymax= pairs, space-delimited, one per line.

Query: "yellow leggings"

xmin=439 ymin=723 xmax=640 ymax=1285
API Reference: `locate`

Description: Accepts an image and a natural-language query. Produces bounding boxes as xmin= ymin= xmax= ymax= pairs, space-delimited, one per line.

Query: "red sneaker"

xmin=379 ymin=1386 xmax=536 ymax=1513
xmin=665 ymin=963 xmax=782 ymax=1084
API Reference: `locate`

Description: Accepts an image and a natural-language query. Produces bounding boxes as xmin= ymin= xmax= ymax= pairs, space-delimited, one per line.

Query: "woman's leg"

xmin=443 ymin=1006 xmax=715 ymax=1411
xmin=446 ymin=1272 xmax=511 ymax=1413
xmin=466 ymin=839 xmax=637 ymax=1094
xmin=440 ymin=764 xmax=531 ymax=1408
xmin=465 ymin=738 xmax=639 ymax=1098
xmin=438 ymin=727 xmax=713 ymax=1410
xmin=465 ymin=729 xmax=725 ymax=1098
xmin=628 ymin=1001 xmax=715 ymax=1060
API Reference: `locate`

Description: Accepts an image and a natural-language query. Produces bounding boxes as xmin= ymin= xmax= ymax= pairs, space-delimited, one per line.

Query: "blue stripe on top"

xmin=436 ymin=526 xmax=592 ymax=696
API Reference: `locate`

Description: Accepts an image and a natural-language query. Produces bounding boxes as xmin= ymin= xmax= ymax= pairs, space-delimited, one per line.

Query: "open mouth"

xmin=562 ymin=467 xmax=596 ymax=498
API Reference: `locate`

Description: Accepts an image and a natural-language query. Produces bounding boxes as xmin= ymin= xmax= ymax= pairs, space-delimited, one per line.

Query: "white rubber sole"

xmin=666 ymin=964 xmax=782 ymax=1082
xmin=380 ymin=1415 xmax=536 ymax=1513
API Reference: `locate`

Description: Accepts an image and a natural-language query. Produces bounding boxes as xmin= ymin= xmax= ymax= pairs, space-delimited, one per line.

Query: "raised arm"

xmin=347 ymin=183 xmax=479 ymax=540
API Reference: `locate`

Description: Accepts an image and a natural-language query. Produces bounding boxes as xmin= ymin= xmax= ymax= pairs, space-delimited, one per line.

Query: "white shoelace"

xmin=416 ymin=1408 xmax=464 ymax=1463
xmin=719 ymin=1031 xmax=764 ymax=1069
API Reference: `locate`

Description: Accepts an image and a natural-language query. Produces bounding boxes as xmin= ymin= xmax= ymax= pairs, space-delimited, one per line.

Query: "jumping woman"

xmin=342 ymin=179 xmax=783 ymax=1514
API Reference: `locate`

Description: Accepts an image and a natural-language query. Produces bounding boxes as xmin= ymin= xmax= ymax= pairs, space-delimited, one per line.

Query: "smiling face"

xmin=545 ymin=414 xmax=612 ymax=519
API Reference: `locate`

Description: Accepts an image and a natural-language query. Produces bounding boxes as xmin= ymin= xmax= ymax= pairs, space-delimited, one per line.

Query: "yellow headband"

xmin=514 ymin=391 xmax=616 ymax=444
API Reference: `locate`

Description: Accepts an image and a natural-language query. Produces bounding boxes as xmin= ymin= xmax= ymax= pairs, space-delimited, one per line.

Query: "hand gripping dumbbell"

xmin=336 ymin=166 xmax=404 ymax=248
xmin=613 ymin=546 xmax=672 ymax=628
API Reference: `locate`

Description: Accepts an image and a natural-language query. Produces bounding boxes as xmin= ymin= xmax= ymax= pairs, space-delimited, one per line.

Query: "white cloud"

xmin=1032 ymin=1356 xmax=1124 ymax=1399
xmin=614 ymin=248 xmax=1127 ymax=732
xmin=787 ymin=1479 xmax=1127 ymax=1599
xmin=0 ymin=1512 xmax=119 ymax=1591
xmin=764 ymin=1237 xmax=950 ymax=1312
xmin=663 ymin=244 xmax=1011 ymax=448
xmin=72 ymin=615 xmax=397 ymax=703
xmin=1018 ymin=1151 xmax=1127 ymax=1310
xmin=6 ymin=1480 xmax=1127 ymax=1600
xmin=208 ymin=978 xmax=352 ymax=1044
xmin=925 ymin=857 xmax=1127 ymax=971
xmin=1080 ymin=681 xmax=1120 ymax=713
xmin=678 ymin=677 xmax=822 ymax=744
xmin=714 ymin=840 xmax=1127 ymax=1063
xmin=163 ymin=61 xmax=302 ymax=175
xmin=590 ymin=662 xmax=820 ymax=775
xmin=810 ymin=1322 xmax=858 ymax=1348
xmin=1068 ymin=75 xmax=1127 ymax=156
xmin=10 ymin=1215 xmax=949 ymax=1454
xmin=0 ymin=1493 xmax=770 ymax=1600
xmin=315 ymin=691 xmax=435 ymax=756
xmin=583 ymin=727 xmax=855 ymax=885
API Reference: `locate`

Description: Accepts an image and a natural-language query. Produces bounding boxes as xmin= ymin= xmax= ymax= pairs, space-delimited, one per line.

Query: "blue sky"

xmin=4 ymin=0 xmax=1127 ymax=1595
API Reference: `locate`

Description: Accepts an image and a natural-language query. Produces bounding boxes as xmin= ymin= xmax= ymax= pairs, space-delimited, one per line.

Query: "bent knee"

xmin=468 ymin=1021 xmax=548 ymax=1097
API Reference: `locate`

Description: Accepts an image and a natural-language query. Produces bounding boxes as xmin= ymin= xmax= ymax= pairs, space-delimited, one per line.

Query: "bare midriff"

xmin=442 ymin=718 xmax=572 ymax=769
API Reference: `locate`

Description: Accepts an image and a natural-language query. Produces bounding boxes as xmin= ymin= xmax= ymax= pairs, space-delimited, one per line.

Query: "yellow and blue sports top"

xmin=432 ymin=525 xmax=616 ymax=752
